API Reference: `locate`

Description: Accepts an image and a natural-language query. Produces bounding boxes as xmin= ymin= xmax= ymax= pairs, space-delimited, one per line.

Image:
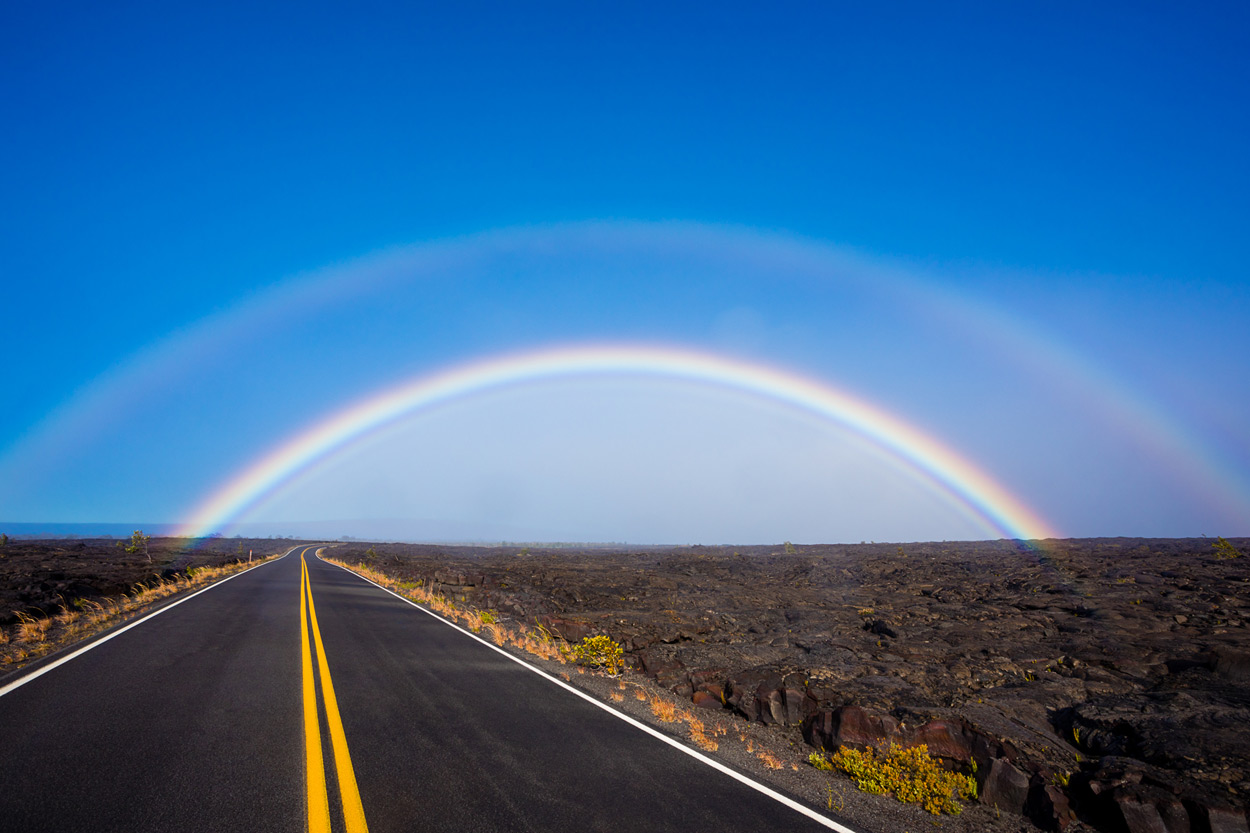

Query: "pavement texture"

xmin=0 ymin=546 xmax=846 ymax=833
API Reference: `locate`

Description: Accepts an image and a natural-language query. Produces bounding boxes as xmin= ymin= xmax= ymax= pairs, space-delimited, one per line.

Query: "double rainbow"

xmin=177 ymin=344 xmax=1060 ymax=543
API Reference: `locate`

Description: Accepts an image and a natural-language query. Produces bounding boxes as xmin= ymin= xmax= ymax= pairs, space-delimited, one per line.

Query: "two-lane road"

xmin=0 ymin=546 xmax=852 ymax=832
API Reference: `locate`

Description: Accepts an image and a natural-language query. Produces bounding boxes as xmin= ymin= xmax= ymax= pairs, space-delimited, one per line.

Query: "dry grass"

xmin=1 ymin=555 xmax=282 ymax=672
xmin=634 ymin=689 xmax=648 ymax=701
xmin=15 ymin=611 xmax=50 ymax=642
xmin=610 ymin=691 xmax=624 ymax=702
xmin=648 ymin=695 xmax=678 ymax=723
xmin=325 ymin=556 xmax=575 ymax=667
xmin=756 ymin=750 xmax=785 ymax=770
xmin=687 ymin=717 xmax=719 ymax=751
xmin=460 ymin=609 xmax=485 ymax=632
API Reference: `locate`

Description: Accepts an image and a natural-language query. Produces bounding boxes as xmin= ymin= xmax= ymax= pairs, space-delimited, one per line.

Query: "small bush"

xmin=809 ymin=751 xmax=834 ymax=771
xmin=828 ymin=743 xmax=976 ymax=816
xmin=572 ymin=635 xmax=623 ymax=675
xmin=1213 ymin=536 xmax=1242 ymax=559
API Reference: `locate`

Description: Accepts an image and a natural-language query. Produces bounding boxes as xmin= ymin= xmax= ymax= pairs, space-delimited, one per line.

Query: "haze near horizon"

xmin=1 ymin=4 xmax=1246 ymax=544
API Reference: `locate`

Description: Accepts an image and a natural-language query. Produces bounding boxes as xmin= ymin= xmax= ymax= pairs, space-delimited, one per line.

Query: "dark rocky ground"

xmin=3 ymin=535 xmax=1246 ymax=832
xmin=330 ymin=537 xmax=1250 ymax=833
xmin=0 ymin=536 xmax=300 ymax=627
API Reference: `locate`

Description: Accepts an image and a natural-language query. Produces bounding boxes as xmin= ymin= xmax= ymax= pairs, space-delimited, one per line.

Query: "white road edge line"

xmin=0 ymin=548 xmax=295 ymax=700
xmin=318 ymin=552 xmax=861 ymax=833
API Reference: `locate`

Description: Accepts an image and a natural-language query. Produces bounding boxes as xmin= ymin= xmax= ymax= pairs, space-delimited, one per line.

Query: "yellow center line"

xmin=301 ymin=551 xmax=370 ymax=833
xmin=301 ymin=554 xmax=331 ymax=833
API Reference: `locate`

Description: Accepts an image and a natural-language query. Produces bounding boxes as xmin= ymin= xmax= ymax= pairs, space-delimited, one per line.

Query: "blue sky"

xmin=2 ymin=2 xmax=1247 ymax=543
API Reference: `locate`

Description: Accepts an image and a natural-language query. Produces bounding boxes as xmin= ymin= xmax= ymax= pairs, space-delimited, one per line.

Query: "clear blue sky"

xmin=2 ymin=2 xmax=1247 ymax=542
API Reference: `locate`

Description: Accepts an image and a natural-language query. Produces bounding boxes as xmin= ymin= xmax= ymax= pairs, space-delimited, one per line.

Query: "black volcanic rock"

xmin=323 ymin=537 xmax=1250 ymax=833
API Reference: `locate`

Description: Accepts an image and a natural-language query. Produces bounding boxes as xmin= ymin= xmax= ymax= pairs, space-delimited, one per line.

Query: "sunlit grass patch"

xmin=486 ymin=622 xmax=508 ymax=646
xmin=687 ymin=717 xmax=719 ymax=751
xmin=648 ymin=695 xmax=678 ymax=723
xmin=756 ymin=750 xmax=785 ymax=770
xmin=0 ymin=555 xmax=282 ymax=672
xmin=325 ymin=556 xmax=576 ymax=666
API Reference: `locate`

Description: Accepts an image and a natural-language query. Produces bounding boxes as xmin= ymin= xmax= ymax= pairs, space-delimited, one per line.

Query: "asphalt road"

xmin=0 ymin=546 xmax=851 ymax=833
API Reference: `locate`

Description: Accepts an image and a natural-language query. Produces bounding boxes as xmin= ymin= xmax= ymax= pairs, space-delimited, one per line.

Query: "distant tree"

xmin=365 ymin=546 xmax=378 ymax=560
xmin=0 ymin=533 xmax=8 ymax=547
xmin=125 ymin=529 xmax=151 ymax=563
xmin=784 ymin=541 xmax=797 ymax=555
xmin=1213 ymin=536 xmax=1242 ymax=560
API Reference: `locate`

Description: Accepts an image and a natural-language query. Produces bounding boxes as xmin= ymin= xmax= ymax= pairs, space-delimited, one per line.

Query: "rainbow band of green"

xmin=176 ymin=344 xmax=1060 ymax=542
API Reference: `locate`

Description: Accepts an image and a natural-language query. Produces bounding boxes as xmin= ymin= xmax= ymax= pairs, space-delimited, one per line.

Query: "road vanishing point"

xmin=0 ymin=546 xmax=857 ymax=833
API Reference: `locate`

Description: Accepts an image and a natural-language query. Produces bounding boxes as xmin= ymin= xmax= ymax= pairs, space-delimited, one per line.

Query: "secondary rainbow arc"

xmin=176 ymin=345 xmax=1061 ymax=542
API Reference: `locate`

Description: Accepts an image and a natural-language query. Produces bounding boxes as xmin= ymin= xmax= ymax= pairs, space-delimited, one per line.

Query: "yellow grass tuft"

xmin=687 ymin=717 xmax=719 ymax=751
xmin=648 ymin=695 xmax=678 ymax=723
xmin=1 ymin=554 xmax=282 ymax=671
xmin=756 ymin=750 xmax=785 ymax=770
xmin=325 ymin=556 xmax=579 ymax=666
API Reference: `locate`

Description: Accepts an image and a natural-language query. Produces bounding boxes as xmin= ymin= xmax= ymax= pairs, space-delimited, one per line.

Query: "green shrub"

xmin=827 ymin=743 xmax=976 ymax=816
xmin=572 ymin=635 xmax=623 ymax=675
xmin=125 ymin=529 xmax=151 ymax=563
xmin=1213 ymin=536 xmax=1242 ymax=559
xmin=809 ymin=751 xmax=834 ymax=771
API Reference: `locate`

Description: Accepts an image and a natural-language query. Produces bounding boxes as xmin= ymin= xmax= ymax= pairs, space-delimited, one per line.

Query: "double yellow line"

xmin=301 ymin=551 xmax=369 ymax=833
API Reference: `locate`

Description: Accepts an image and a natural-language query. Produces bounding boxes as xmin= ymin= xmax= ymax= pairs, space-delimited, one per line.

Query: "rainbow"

xmin=176 ymin=344 xmax=1061 ymax=542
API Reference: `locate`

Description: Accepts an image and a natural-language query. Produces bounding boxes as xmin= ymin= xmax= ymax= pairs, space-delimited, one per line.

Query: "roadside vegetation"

xmin=326 ymin=554 xmax=806 ymax=781
xmin=324 ymin=554 xmax=606 ymax=666
xmin=1213 ymin=535 xmax=1243 ymax=559
xmin=1 ymin=553 xmax=282 ymax=674
xmin=809 ymin=744 xmax=977 ymax=816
